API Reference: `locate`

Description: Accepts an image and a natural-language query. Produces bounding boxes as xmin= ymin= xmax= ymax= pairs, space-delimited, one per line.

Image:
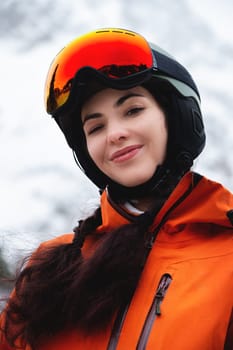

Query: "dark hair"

xmin=2 ymin=205 xmax=157 ymax=348
xmin=2 ymin=82 xmax=182 ymax=348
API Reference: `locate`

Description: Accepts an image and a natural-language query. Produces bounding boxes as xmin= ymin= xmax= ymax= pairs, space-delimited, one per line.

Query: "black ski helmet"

xmin=44 ymin=28 xmax=206 ymax=191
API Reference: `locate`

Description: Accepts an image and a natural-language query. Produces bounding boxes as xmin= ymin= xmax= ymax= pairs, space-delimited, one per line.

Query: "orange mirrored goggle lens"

xmin=45 ymin=28 xmax=154 ymax=115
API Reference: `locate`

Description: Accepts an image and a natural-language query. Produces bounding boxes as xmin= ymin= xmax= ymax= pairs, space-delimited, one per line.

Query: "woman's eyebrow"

xmin=82 ymin=93 xmax=144 ymax=125
xmin=82 ymin=112 xmax=102 ymax=126
xmin=114 ymin=93 xmax=144 ymax=107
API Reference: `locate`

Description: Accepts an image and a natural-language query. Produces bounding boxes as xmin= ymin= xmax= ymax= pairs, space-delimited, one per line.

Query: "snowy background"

xmin=0 ymin=0 xmax=233 ymax=296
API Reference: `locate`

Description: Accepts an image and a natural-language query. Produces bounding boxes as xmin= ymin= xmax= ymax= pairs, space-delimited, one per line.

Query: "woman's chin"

xmin=115 ymin=175 xmax=153 ymax=188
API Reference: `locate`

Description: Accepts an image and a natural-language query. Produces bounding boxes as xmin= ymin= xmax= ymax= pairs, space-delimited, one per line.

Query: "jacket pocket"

xmin=136 ymin=273 xmax=172 ymax=350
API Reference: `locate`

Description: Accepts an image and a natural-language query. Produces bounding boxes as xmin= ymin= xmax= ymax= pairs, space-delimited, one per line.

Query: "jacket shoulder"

xmin=40 ymin=233 xmax=75 ymax=247
xmin=29 ymin=233 xmax=75 ymax=259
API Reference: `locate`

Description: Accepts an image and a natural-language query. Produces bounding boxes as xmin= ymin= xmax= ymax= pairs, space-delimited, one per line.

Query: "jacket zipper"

xmin=136 ymin=273 xmax=172 ymax=350
xmin=107 ymin=301 xmax=130 ymax=350
xmin=107 ymin=175 xmax=201 ymax=350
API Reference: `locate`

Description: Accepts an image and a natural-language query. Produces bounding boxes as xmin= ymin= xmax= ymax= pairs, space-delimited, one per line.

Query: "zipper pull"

xmin=155 ymin=273 xmax=172 ymax=316
xmin=140 ymin=233 xmax=154 ymax=269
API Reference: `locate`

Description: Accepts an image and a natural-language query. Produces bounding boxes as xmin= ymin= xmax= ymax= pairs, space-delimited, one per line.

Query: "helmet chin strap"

xmin=107 ymin=151 xmax=193 ymax=202
xmin=107 ymin=165 xmax=170 ymax=201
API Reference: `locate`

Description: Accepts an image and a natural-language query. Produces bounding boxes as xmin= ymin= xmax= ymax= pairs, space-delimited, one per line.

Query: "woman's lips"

xmin=110 ymin=145 xmax=143 ymax=163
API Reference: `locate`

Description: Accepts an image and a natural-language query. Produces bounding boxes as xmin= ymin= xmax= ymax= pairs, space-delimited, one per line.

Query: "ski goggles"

xmin=45 ymin=28 xmax=156 ymax=115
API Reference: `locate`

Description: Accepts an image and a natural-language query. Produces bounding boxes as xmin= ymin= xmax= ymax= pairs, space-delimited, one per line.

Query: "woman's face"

xmin=81 ymin=86 xmax=168 ymax=187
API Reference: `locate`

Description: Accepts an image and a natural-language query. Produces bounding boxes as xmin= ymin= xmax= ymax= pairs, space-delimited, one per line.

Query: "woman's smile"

xmin=110 ymin=145 xmax=143 ymax=163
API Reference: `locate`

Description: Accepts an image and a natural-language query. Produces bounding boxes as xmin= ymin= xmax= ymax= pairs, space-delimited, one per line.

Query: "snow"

xmin=0 ymin=0 xmax=232 ymax=287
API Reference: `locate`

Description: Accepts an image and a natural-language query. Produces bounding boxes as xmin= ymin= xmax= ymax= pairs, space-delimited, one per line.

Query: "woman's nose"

xmin=107 ymin=122 xmax=129 ymax=143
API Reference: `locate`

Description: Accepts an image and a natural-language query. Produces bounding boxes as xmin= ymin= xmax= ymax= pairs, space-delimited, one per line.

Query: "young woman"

xmin=0 ymin=28 xmax=233 ymax=350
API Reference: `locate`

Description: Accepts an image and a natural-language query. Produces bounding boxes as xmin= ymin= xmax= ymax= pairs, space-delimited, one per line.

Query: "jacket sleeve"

xmin=0 ymin=308 xmax=15 ymax=350
xmin=225 ymin=308 xmax=233 ymax=350
xmin=0 ymin=233 xmax=74 ymax=350
xmin=0 ymin=242 xmax=45 ymax=350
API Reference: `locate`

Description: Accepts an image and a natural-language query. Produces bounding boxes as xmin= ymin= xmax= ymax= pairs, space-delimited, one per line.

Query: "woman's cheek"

xmin=87 ymin=139 xmax=102 ymax=164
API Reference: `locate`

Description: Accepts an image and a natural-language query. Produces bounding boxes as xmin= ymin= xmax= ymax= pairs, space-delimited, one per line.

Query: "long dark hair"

xmin=2 ymin=205 xmax=156 ymax=349
xmin=2 ymin=83 xmax=181 ymax=348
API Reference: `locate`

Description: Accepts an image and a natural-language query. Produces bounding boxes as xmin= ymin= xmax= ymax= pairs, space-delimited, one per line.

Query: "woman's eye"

xmin=126 ymin=107 xmax=144 ymax=116
xmin=87 ymin=124 xmax=103 ymax=135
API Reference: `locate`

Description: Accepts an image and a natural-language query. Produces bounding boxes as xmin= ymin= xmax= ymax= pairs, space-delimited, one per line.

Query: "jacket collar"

xmin=96 ymin=172 xmax=233 ymax=234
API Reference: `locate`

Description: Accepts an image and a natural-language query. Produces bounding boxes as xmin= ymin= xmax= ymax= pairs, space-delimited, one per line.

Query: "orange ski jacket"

xmin=1 ymin=172 xmax=233 ymax=349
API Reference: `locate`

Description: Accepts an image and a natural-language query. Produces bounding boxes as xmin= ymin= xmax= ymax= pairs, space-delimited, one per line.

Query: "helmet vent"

xmin=192 ymin=108 xmax=204 ymax=138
